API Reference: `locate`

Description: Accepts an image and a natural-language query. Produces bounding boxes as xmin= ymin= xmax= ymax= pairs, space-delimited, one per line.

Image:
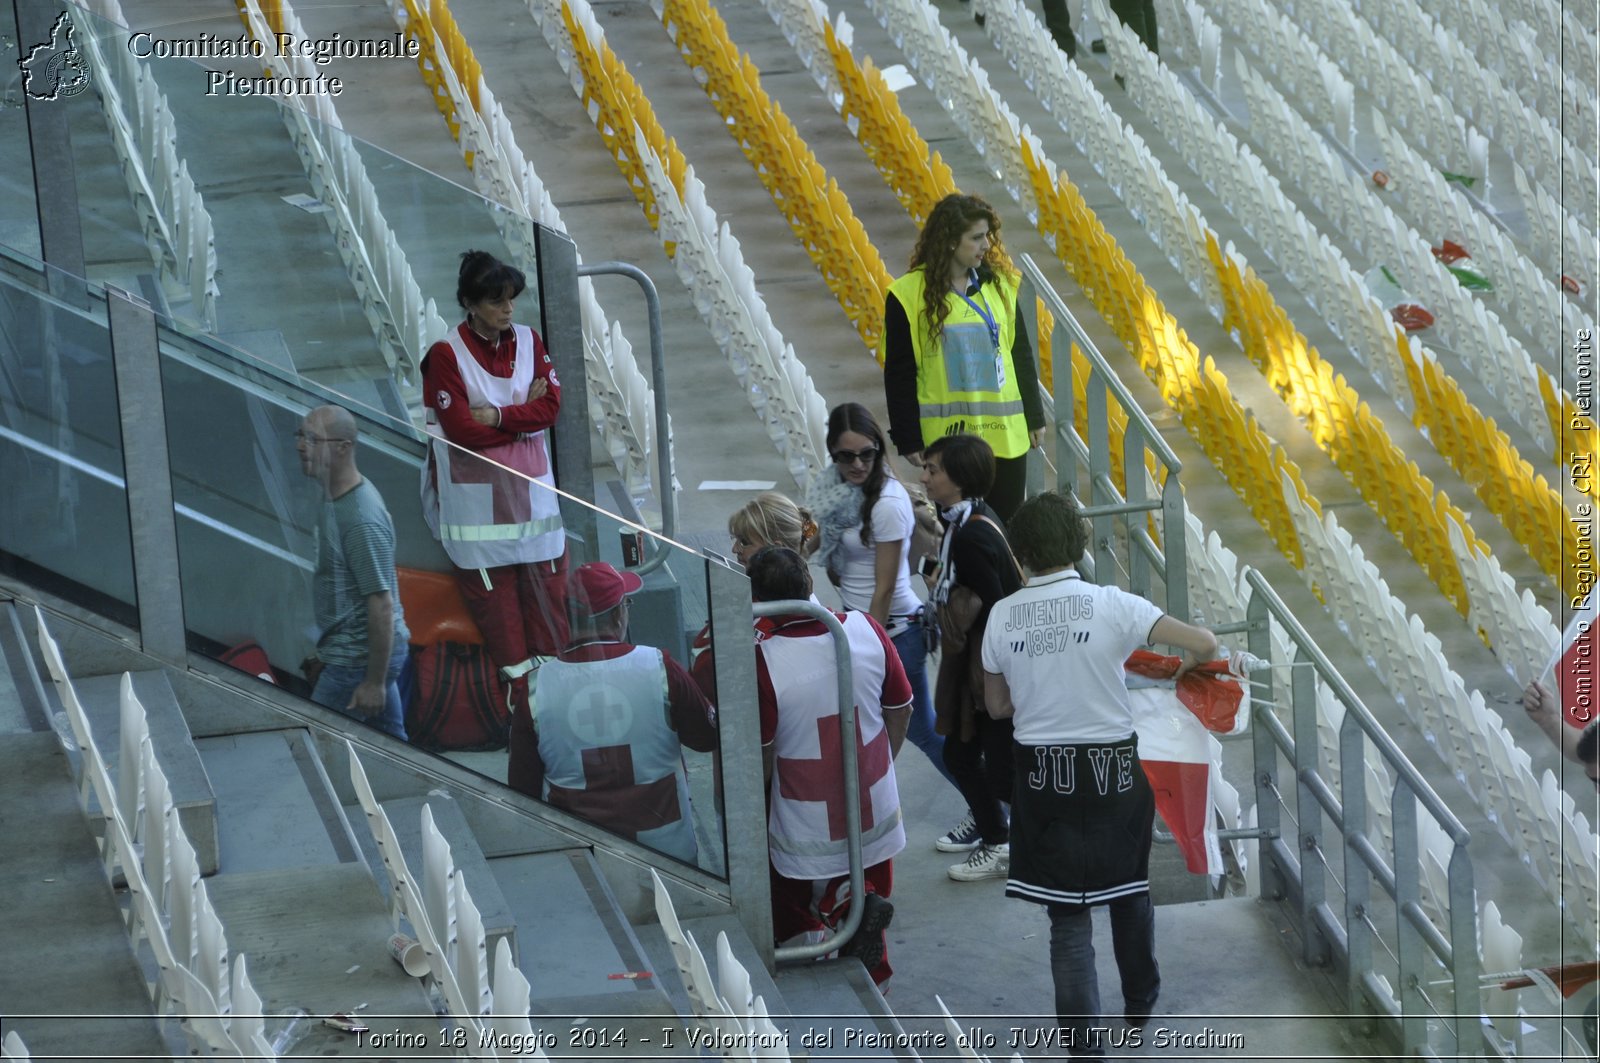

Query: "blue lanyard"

xmin=955 ymin=279 xmax=1000 ymax=350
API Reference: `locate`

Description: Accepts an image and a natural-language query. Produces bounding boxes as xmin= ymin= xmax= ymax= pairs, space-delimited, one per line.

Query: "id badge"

xmin=944 ymin=322 xmax=1001 ymax=391
xmin=994 ymin=349 xmax=1007 ymax=391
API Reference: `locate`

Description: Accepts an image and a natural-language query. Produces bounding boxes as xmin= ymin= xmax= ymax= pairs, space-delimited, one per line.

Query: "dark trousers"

xmin=988 ymin=453 xmax=1030 ymax=525
xmin=1048 ymin=895 xmax=1160 ymax=1056
xmin=942 ymin=712 xmax=1015 ymax=845
xmin=1041 ymin=0 xmax=1158 ymax=57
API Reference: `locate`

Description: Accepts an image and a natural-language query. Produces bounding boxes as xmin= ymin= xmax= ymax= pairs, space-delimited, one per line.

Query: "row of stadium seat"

xmin=235 ymin=0 xmax=448 ymax=391
xmin=34 ymin=612 xmax=278 ymax=1058
xmin=545 ymin=0 xmax=831 ymax=485
xmin=80 ymin=0 xmax=219 ymax=331
xmin=1222 ymin=41 xmax=1569 ymax=459
xmin=1353 ymin=0 xmax=1594 ymax=180
xmin=1275 ymin=0 xmax=1591 ymax=271
xmin=1092 ymin=2 xmax=1594 ymax=625
xmin=385 ymin=0 xmax=660 ymax=499
xmin=346 ymin=744 xmax=549 ymax=1059
xmin=655 ymin=0 xmax=896 ymax=356
xmin=1281 ymin=479 xmax=1600 ymax=932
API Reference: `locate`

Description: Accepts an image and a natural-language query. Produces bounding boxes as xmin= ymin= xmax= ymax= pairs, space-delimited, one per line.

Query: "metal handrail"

xmin=1019 ymin=254 xmax=1184 ymax=474
xmin=754 ymin=599 xmax=870 ymax=963
xmin=1242 ymin=568 xmax=1479 ymax=1058
xmin=576 ymin=262 xmax=675 ymax=575
xmin=1018 ymin=253 xmax=1187 ymax=622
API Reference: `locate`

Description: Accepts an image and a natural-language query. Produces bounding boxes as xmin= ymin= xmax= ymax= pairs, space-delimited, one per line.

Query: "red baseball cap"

xmin=572 ymin=561 xmax=643 ymax=614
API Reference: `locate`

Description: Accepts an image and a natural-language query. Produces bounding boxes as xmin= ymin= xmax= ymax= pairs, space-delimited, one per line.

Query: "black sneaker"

xmin=837 ymin=894 xmax=895 ymax=973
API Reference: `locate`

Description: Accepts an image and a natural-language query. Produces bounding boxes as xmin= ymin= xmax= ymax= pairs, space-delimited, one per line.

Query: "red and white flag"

xmin=1542 ymin=591 xmax=1598 ymax=730
xmin=1124 ymin=651 xmax=1251 ymax=876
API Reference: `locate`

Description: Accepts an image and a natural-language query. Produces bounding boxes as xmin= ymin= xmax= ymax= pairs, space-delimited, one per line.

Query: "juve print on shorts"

xmin=1027 ymin=744 xmax=1136 ymax=795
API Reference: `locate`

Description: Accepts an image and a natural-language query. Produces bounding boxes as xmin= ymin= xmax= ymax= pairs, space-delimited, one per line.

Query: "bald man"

xmin=298 ymin=405 xmax=411 ymax=740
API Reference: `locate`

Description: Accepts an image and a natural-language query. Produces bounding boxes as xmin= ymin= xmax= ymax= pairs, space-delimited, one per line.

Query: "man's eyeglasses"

xmin=295 ymin=430 xmax=353 ymax=446
xmin=831 ymin=447 xmax=879 ymax=466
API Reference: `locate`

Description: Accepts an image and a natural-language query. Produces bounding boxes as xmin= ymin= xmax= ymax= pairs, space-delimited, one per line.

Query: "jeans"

xmin=311 ymin=647 xmax=409 ymax=741
xmin=889 ymin=624 xmax=958 ymax=788
xmin=1048 ymin=895 xmax=1159 ymax=1056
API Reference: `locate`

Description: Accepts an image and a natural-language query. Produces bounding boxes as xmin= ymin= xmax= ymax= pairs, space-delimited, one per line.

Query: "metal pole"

xmin=707 ymin=561 xmax=772 ymax=965
xmin=756 ymin=599 xmax=866 ymax=964
xmin=576 ymin=262 xmax=676 ymax=561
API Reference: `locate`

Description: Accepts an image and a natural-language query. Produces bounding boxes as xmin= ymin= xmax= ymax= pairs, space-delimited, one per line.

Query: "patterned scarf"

xmin=804 ymin=467 xmax=863 ymax=585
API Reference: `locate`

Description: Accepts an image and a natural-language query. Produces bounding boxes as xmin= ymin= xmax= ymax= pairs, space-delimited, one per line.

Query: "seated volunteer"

xmin=526 ymin=562 xmax=718 ymax=864
xmin=981 ymin=492 xmax=1217 ymax=1055
xmin=882 ymin=192 xmax=1046 ymax=523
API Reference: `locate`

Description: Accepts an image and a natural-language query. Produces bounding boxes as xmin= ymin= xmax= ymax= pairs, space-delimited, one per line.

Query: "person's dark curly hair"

xmin=1006 ymin=491 xmax=1089 ymax=572
xmin=826 ymin=403 xmax=894 ymax=547
xmin=906 ymin=193 xmax=1013 ymax=340
xmin=456 ymin=249 xmax=526 ymax=311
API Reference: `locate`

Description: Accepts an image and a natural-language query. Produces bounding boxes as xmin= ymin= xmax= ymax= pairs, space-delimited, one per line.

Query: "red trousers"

xmin=455 ymin=555 xmax=569 ymax=669
xmin=770 ymin=859 xmax=894 ymax=984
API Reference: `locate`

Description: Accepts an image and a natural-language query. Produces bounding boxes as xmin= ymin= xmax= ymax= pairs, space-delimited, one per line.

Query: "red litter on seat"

xmin=1431 ymin=239 xmax=1469 ymax=264
xmin=1391 ymin=304 xmax=1435 ymax=331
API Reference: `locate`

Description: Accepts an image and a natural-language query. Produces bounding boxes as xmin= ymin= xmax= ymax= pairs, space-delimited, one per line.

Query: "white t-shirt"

xmin=834 ymin=477 xmax=921 ymax=625
xmin=981 ymin=570 xmax=1164 ymax=744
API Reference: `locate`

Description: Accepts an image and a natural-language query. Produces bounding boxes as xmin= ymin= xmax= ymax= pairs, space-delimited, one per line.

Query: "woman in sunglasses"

xmin=882 ymin=193 xmax=1046 ymax=523
xmin=806 ymin=403 xmax=961 ymax=797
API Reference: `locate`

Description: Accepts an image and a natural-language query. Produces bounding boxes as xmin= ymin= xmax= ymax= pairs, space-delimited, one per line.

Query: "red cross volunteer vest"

xmin=421 ymin=324 xmax=565 ymax=568
xmin=534 ymin=645 xmax=698 ymax=864
xmin=760 ymin=611 xmax=906 ymax=879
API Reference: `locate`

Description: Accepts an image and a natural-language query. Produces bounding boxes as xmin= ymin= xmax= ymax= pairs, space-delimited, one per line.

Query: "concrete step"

xmin=0 ymin=732 xmax=167 ymax=1062
xmin=193 ymin=728 xmax=365 ymax=874
xmin=0 ymin=602 xmax=47 ymax=735
xmin=205 ymin=862 xmax=439 ymax=1056
xmin=71 ymin=668 xmax=220 ymax=875
xmin=772 ymin=959 xmax=914 ymax=1060
xmin=346 ymin=792 xmax=518 ymax=966
xmin=489 ymin=849 xmax=674 ymax=1007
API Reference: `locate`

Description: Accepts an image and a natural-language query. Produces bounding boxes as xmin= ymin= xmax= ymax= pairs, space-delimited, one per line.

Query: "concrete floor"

xmin=8 ymin=0 xmax=1597 ymax=1056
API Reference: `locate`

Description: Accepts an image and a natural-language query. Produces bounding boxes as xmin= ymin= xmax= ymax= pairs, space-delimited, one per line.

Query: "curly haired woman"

xmin=882 ymin=193 xmax=1047 ymax=523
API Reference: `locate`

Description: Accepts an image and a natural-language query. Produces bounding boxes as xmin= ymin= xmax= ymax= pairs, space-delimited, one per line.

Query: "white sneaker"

xmin=935 ymin=811 xmax=982 ymax=852
xmin=948 ymin=842 xmax=1010 ymax=881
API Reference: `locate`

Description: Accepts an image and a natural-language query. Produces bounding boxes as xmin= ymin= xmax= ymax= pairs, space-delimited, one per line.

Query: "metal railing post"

xmin=1392 ymin=782 xmax=1427 ymax=1055
xmin=1340 ymin=710 xmax=1374 ymax=1015
xmin=707 ymin=562 xmax=772 ymax=965
xmin=107 ymin=286 xmax=186 ymax=664
xmin=576 ymin=261 xmax=676 ymax=576
xmin=1291 ymin=644 xmax=1327 ymax=967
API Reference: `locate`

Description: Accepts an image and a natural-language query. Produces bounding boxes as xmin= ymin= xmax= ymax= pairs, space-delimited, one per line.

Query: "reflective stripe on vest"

xmin=886 ymin=268 xmax=1031 ymax=458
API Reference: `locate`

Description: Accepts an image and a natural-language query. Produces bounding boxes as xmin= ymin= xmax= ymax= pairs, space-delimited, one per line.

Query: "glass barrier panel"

xmin=0 ymin=268 xmax=137 ymax=625
xmin=0 ymin=0 xmax=41 ymax=262
xmin=156 ymin=357 xmax=733 ymax=877
xmin=55 ymin=0 xmax=532 ymax=399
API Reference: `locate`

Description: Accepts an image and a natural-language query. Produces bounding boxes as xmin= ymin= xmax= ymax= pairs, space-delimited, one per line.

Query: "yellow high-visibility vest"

xmin=885 ymin=268 xmax=1030 ymax=458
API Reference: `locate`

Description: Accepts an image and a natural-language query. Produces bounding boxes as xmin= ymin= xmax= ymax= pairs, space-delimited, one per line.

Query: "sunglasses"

xmin=831 ymin=447 xmax=880 ymax=466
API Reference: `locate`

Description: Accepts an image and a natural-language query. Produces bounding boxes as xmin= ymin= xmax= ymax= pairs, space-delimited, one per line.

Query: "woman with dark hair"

xmin=421 ymin=249 xmax=567 ymax=793
xmin=805 ymin=402 xmax=960 ymax=798
xmin=882 ymin=193 xmax=1047 ymax=523
xmin=920 ymin=433 xmax=1024 ymax=881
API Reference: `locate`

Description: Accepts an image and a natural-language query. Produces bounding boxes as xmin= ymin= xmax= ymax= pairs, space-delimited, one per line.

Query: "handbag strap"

xmin=965 ymin=513 xmax=1026 ymax=585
